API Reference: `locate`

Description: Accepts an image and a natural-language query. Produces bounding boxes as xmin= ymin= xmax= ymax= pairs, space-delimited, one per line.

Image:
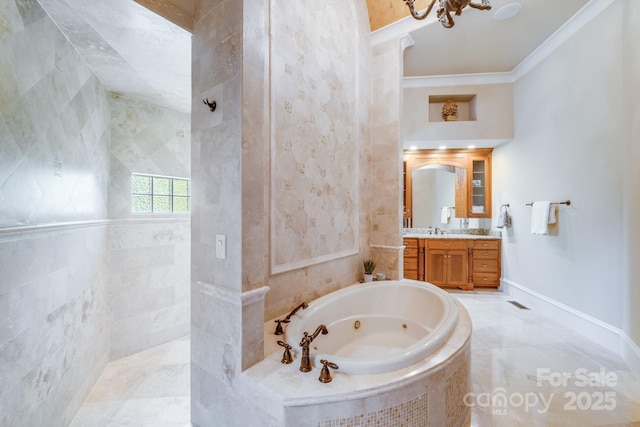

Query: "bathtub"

xmin=285 ymin=280 xmax=458 ymax=375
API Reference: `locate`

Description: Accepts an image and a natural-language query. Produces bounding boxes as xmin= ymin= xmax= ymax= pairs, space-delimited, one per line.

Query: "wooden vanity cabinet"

xmin=403 ymin=238 xmax=425 ymax=281
xmin=471 ymin=240 xmax=501 ymax=287
xmin=425 ymin=239 xmax=471 ymax=290
xmin=404 ymin=237 xmax=502 ymax=289
xmin=466 ymin=154 xmax=492 ymax=218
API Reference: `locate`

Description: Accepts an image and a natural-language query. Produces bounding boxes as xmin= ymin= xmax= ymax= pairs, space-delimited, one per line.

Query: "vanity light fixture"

xmin=403 ymin=0 xmax=492 ymax=29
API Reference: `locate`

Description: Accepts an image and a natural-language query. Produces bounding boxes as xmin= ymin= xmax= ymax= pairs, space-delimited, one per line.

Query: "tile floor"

xmin=454 ymin=291 xmax=640 ymax=427
xmin=69 ymin=291 xmax=640 ymax=427
xmin=69 ymin=336 xmax=191 ymax=427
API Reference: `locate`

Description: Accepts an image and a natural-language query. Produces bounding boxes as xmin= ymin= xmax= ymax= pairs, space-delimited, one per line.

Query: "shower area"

xmin=0 ymin=2 xmax=192 ymax=423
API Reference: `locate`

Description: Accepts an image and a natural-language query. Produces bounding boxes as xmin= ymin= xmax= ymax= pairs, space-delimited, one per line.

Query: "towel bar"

xmin=525 ymin=200 xmax=571 ymax=207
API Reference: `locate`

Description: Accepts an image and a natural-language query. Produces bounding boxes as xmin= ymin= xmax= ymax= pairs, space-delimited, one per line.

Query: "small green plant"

xmin=363 ymin=259 xmax=376 ymax=275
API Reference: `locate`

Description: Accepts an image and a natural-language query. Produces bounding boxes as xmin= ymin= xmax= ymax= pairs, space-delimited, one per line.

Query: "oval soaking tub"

xmin=285 ymin=280 xmax=458 ymax=375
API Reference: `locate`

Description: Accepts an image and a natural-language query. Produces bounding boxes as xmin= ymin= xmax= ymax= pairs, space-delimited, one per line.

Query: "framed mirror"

xmin=403 ymin=148 xmax=493 ymax=228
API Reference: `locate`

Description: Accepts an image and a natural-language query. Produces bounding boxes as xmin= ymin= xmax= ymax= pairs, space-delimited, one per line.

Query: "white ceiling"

xmin=403 ymin=0 xmax=589 ymax=76
xmin=37 ymin=0 xmax=590 ymax=114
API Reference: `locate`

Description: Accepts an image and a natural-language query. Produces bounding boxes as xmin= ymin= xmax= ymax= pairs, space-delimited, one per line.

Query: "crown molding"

xmin=399 ymin=33 xmax=415 ymax=52
xmin=398 ymin=0 xmax=618 ymax=87
xmin=403 ymin=72 xmax=514 ymax=88
xmin=370 ymin=13 xmax=438 ymax=47
xmin=511 ymin=0 xmax=617 ymax=81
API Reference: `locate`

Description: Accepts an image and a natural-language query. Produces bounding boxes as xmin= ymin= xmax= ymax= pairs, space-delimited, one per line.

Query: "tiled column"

xmin=191 ymin=0 xmax=373 ymax=423
xmin=190 ymin=0 xmax=273 ymax=424
xmin=370 ymin=37 xmax=407 ymax=279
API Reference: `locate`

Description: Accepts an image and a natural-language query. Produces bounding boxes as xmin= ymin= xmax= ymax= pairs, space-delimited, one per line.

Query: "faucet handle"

xmin=274 ymin=318 xmax=292 ymax=335
xmin=319 ymin=359 xmax=339 ymax=383
xmin=274 ymin=319 xmax=285 ymax=335
xmin=277 ymin=340 xmax=293 ymax=364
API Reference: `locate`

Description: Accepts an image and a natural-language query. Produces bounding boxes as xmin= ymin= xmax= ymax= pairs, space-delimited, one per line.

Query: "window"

xmin=132 ymin=173 xmax=190 ymax=213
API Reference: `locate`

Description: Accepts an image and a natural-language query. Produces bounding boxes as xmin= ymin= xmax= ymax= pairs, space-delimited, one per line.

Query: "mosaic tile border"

xmin=445 ymin=360 xmax=470 ymax=427
xmin=317 ymin=393 xmax=429 ymax=427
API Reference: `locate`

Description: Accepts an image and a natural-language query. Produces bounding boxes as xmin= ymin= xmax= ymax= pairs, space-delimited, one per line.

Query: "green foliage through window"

xmin=132 ymin=174 xmax=190 ymax=213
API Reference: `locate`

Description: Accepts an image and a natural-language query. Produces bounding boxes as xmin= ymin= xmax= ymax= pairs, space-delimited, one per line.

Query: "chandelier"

xmin=403 ymin=0 xmax=492 ymax=28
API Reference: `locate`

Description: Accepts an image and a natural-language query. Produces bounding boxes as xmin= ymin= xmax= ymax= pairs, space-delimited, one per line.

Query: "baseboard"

xmin=621 ymin=333 xmax=640 ymax=377
xmin=502 ymin=278 xmax=640 ymax=377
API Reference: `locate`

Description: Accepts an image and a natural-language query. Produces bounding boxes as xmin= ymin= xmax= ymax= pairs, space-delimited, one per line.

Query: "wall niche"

xmin=428 ymin=94 xmax=477 ymax=122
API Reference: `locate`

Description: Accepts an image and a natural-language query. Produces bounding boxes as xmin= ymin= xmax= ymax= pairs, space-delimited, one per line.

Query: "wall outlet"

xmin=216 ymin=234 xmax=226 ymax=259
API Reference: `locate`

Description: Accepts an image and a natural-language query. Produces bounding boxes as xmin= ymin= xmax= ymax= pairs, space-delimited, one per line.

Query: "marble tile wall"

xmin=191 ymin=0 xmax=245 ymax=423
xmin=109 ymin=95 xmax=191 ymax=219
xmin=108 ymin=219 xmax=190 ymax=359
xmin=108 ymin=95 xmax=191 ymax=359
xmin=261 ymin=0 xmax=373 ymax=324
xmin=191 ymin=0 xmax=372 ymax=425
xmin=269 ymin=0 xmax=359 ymax=274
xmin=1 ymin=2 xmax=193 ymax=425
xmin=0 ymin=0 xmax=110 ymax=228
xmin=370 ymin=38 xmax=405 ymax=279
xmin=0 ymin=1 xmax=112 ymax=426
xmin=0 ymin=226 xmax=110 ymax=427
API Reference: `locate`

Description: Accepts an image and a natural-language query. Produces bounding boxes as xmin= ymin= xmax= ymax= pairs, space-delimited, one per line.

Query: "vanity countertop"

xmin=403 ymin=233 xmax=501 ymax=240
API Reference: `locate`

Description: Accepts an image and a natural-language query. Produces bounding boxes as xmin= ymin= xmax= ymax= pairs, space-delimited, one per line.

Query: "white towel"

xmin=531 ymin=201 xmax=553 ymax=234
xmin=441 ymin=207 xmax=450 ymax=224
xmin=548 ymin=205 xmax=557 ymax=224
xmin=497 ymin=206 xmax=511 ymax=228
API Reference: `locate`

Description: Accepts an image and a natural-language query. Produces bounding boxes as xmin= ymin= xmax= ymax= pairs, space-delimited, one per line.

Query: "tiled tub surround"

xmin=244 ymin=297 xmax=472 ymax=427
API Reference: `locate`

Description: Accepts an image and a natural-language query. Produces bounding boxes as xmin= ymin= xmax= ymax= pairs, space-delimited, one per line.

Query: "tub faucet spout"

xmin=299 ymin=325 xmax=328 ymax=372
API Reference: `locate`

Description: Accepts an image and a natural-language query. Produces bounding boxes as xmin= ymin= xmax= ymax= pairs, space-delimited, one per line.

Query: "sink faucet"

xmin=299 ymin=325 xmax=328 ymax=372
xmin=435 ymin=227 xmax=442 ymax=235
xmin=274 ymin=302 xmax=309 ymax=335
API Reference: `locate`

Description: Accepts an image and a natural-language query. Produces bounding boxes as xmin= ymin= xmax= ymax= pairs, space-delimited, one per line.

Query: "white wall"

xmin=622 ymin=0 xmax=640 ymax=369
xmin=493 ymin=1 xmax=627 ymax=332
xmin=403 ymin=83 xmax=513 ymax=148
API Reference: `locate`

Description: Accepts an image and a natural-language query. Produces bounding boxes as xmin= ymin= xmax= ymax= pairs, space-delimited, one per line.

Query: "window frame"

xmin=131 ymin=173 xmax=191 ymax=214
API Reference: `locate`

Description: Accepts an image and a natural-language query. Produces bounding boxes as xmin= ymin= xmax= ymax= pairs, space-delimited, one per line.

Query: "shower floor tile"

xmin=69 ymin=335 xmax=190 ymax=427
